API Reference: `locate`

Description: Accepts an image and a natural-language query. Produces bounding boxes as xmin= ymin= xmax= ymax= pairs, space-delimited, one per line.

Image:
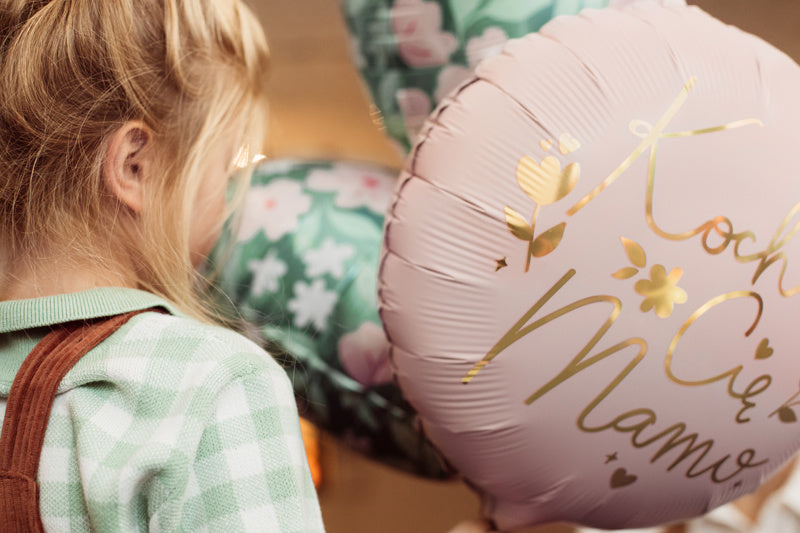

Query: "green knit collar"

xmin=0 ymin=288 xmax=181 ymax=333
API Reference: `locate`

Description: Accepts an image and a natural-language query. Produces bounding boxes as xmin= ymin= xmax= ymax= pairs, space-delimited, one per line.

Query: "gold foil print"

xmin=462 ymin=269 xmax=576 ymax=384
xmin=504 ymin=136 xmax=581 ymax=272
xmin=659 ymin=118 xmax=763 ymax=139
xmin=465 ymin=263 xmax=769 ymax=481
xmin=635 ymin=265 xmax=687 ymax=318
xmin=755 ymin=338 xmax=773 ymax=360
xmin=531 ymin=223 xmax=566 ymax=258
xmin=504 ymin=206 xmax=533 ymax=241
xmin=756 ymin=252 xmax=800 ymax=298
xmin=612 ymin=267 xmax=639 ymax=280
xmin=517 ymin=156 xmax=580 ymax=206
xmin=495 ymin=257 xmax=508 ymax=272
xmin=612 ymin=238 xmax=685 ymax=318
xmin=559 ymin=133 xmax=581 ymax=155
xmin=621 ymin=237 xmax=647 ymax=268
xmin=610 ymin=468 xmax=638 ymax=489
xmin=524 ymin=205 xmax=541 ymax=271
xmin=463 ymin=360 xmax=490 ymax=384
xmin=777 ymin=407 xmax=798 ymax=423
xmin=771 ymin=383 xmax=800 ymax=423
xmin=567 ymin=77 xmax=696 ymax=216
xmin=665 ymin=291 xmax=764 ymax=387
xmin=510 ymin=153 xmax=579 ymax=271
xmin=743 ymin=202 xmax=800 ymax=266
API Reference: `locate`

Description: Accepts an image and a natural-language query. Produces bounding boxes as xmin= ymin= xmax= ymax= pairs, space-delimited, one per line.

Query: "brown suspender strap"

xmin=0 ymin=309 xmax=154 ymax=532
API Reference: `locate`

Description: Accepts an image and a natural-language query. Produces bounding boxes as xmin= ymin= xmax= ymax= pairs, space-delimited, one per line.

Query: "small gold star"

xmin=495 ymin=258 xmax=508 ymax=272
xmin=605 ymin=452 xmax=618 ymax=464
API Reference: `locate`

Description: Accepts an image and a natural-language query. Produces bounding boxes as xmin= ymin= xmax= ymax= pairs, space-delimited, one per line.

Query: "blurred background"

xmin=241 ymin=2 xmax=800 ymax=531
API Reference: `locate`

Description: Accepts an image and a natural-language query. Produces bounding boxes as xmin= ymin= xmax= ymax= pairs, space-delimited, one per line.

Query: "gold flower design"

xmin=612 ymin=237 xmax=687 ymax=319
xmin=504 ymin=134 xmax=581 ymax=272
xmin=635 ymin=265 xmax=688 ymax=318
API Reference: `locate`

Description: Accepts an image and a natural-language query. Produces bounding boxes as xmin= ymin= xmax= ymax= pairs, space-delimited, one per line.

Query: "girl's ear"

xmin=104 ymin=121 xmax=153 ymax=214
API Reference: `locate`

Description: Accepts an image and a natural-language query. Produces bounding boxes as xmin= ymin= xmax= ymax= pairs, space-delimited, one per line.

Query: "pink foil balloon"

xmin=379 ymin=1 xmax=800 ymax=530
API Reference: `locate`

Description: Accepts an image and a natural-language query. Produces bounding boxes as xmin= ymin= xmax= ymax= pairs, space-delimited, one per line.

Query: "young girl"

xmin=0 ymin=1 xmax=324 ymax=530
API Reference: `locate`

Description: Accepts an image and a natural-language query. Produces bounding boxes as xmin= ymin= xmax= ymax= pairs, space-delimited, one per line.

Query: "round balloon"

xmin=209 ymin=159 xmax=450 ymax=479
xmin=379 ymin=1 xmax=800 ymax=529
xmin=341 ymin=0 xmax=609 ymax=153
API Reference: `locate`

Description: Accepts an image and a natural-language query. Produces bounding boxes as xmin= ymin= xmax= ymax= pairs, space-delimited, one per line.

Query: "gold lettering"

xmin=737 ymin=448 xmax=767 ymax=471
xmin=464 ymin=268 xmax=766 ymax=484
xmin=567 ymin=78 xmax=696 ymax=217
xmin=566 ymin=78 xmax=800 ymax=297
xmin=632 ymin=97 xmax=800 ymax=296
xmin=462 ymin=269 xmax=577 ymax=384
xmin=731 ymin=375 xmax=771 ymax=424
xmin=665 ymin=291 xmax=770 ymax=423
xmin=526 ymin=338 xmax=644 ymax=405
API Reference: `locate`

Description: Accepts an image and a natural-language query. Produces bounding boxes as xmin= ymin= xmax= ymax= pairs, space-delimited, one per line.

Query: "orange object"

xmin=300 ymin=419 xmax=323 ymax=489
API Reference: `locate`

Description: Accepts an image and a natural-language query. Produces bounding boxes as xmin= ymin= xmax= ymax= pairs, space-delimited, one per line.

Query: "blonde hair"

xmin=0 ymin=0 xmax=269 ymax=321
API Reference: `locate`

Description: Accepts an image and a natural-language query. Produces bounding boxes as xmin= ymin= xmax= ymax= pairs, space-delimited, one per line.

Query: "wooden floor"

xmin=244 ymin=1 xmax=800 ymax=532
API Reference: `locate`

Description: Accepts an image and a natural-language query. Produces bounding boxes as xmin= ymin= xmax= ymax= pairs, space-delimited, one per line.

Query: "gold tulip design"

xmin=505 ymin=142 xmax=580 ymax=272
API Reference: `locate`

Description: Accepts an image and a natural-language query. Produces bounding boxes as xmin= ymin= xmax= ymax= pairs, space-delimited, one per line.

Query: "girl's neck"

xmin=0 ymin=249 xmax=137 ymax=301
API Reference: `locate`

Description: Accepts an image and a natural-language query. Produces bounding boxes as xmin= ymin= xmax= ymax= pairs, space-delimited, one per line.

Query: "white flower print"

xmin=287 ymin=279 xmax=339 ymax=331
xmin=466 ymin=26 xmax=509 ymax=69
xmin=434 ymin=64 xmax=472 ymax=102
xmin=303 ymin=239 xmax=355 ymax=279
xmin=237 ymin=179 xmax=312 ymax=242
xmin=338 ymin=322 xmax=392 ymax=387
xmin=248 ymin=250 xmax=287 ymax=296
xmin=391 ymin=0 xmax=457 ymax=67
xmin=306 ymin=163 xmax=396 ymax=214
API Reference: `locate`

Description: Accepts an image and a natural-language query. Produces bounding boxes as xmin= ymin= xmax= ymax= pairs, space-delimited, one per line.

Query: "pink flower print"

xmin=339 ymin=322 xmax=393 ymax=386
xmin=237 ymin=179 xmax=312 ymax=242
xmin=434 ymin=64 xmax=472 ymax=102
xmin=396 ymin=88 xmax=432 ymax=144
xmin=391 ymin=0 xmax=457 ymax=67
xmin=306 ymin=163 xmax=397 ymax=214
xmin=466 ymin=26 xmax=509 ymax=69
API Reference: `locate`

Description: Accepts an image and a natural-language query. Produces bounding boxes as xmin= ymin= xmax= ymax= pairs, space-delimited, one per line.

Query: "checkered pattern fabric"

xmin=0 ymin=288 xmax=324 ymax=532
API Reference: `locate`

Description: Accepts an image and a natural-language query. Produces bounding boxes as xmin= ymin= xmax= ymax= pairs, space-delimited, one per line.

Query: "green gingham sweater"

xmin=0 ymin=288 xmax=325 ymax=532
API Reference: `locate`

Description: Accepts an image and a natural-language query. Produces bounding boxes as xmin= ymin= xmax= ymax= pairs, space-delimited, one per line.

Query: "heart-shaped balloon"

xmin=379 ymin=1 xmax=800 ymax=529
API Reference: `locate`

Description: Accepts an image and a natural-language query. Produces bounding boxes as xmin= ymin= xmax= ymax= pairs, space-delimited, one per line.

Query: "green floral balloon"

xmin=341 ymin=0 xmax=609 ymax=152
xmin=209 ymin=159 xmax=450 ymax=479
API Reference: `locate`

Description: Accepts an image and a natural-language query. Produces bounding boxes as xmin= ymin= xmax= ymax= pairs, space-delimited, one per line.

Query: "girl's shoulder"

xmin=125 ymin=309 xmax=270 ymax=362
xmin=70 ymin=309 xmax=289 ymax=400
